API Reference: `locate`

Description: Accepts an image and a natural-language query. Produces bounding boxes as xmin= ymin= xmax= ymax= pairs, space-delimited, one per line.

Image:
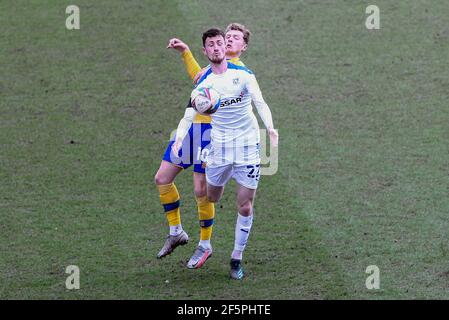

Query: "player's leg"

xmin=154 ymin=161 xmax=189 ymax=258
xmin=194 ymin=123 xmax=216 ymax=249
xmin=187 ymin=122 xmax=216 ymax=269
xmin=155 ymin=127 xmax=194 ymax=258
xmin=206 ymin=183 xmax=225 ymax=203
xmin=154 ymin=160 xmax=183 ymax=234
xmin=187 ymin=172 xmax=214 ymax=269
xmin=194 ymin=172 xmax=214 ymax=250
xmin=234 ymin=184 xmax=256 ymax=257
xmin=229 ymin=164 xmax=260 ymax=279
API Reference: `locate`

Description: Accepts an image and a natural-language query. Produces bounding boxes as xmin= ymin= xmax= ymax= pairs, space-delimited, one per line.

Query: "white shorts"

xmin=206 ymin=164 xmax=261 ymax=190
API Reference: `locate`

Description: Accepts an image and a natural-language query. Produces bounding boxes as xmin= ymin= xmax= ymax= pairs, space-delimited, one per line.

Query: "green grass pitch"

xmin=1 ymin=0 xmax=448 ymax=299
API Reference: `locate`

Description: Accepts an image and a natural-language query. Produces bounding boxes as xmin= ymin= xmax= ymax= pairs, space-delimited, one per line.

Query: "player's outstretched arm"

xmin=248 ymin=75 xmax=279 ymax=147
xmin=172 ymin=107 xmax=198 ymax=156
xmin=167 ymin=38 xmax=202 ymax=82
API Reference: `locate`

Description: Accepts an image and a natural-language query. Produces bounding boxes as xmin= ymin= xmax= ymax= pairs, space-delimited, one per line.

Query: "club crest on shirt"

xmin=233 ymin=78 xmax=240 ymax=85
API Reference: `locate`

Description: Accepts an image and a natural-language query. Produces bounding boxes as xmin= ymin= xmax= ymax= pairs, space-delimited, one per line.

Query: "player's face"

xmin=203 ymin=35 xmax=226 ymax=63
xmin=225 ymin=30 xmax=247 ymax=57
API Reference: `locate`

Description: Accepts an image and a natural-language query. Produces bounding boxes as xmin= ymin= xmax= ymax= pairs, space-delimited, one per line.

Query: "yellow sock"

xmin=157 ymin=183 xmax=181 ymax=227
xmin=196 ymin=195 xmax=215 ymax=241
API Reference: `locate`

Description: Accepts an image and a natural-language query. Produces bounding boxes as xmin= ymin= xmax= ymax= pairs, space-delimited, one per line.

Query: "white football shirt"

xmin=196 ymin=62 xmax=268 ymax=149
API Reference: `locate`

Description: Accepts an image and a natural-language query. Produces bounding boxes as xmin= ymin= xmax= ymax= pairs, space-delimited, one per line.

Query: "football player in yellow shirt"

xmin=155 ymin=23 xmax=250 ymax=269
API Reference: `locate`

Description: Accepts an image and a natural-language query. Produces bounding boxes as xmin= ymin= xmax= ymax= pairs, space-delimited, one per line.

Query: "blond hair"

xmin=225 ymin=23 xmax=251 ymax=45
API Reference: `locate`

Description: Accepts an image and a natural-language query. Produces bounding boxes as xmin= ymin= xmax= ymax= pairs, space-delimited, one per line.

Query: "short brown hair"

xmin=225 ymin=23 xmax=251 ymax=45
xmin=202 ymin=28 xmax=225 ymax=47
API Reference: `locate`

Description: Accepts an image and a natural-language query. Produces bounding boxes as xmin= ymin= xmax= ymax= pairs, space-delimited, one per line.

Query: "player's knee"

xmin=238 ymin=202 xmax=253 ymax=216
xmin=154 ymin=172 xmax=171 ymax=186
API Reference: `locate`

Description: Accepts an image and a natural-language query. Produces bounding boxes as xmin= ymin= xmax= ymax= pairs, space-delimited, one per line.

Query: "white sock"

xmin=231 ymin=250 xmax=243 ymax=260
xmin=198 ymin=240 xmax=212 ymax=250
xmin=170 ymin=224 xmax=183 ymax=236
xmin=231 ymin=212 xmax=253 ymax=260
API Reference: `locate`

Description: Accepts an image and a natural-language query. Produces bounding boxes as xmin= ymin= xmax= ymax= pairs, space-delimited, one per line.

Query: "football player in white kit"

xmin=173 ymin=28 xmax=278 ymax=280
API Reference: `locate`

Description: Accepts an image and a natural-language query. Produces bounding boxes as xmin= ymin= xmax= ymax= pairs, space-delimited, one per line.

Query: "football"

xmin=190 ymin=86 xmax=221 ymax=114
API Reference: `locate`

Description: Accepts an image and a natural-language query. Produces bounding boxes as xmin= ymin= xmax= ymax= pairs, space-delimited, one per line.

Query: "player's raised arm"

xmin=247 ymin=75 xmax=279 ymax=147
xmin=167 ymin=37 xmax=203 ymax=82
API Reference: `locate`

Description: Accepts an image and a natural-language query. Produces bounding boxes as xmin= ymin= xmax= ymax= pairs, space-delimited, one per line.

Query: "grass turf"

xmin=1 ymin=0 xmax=448 ymax=299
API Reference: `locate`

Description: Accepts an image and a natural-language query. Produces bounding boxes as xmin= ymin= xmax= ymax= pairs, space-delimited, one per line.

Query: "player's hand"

xmin=194 ymin=68 xmax=207 ymax=84
xmin=171 ymin=138 xmax=183 ymax=156
xmin=268 ymin=128 xmax=279 ymax=148
xmin=166 ymin=38 xmax=189 ymax=53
